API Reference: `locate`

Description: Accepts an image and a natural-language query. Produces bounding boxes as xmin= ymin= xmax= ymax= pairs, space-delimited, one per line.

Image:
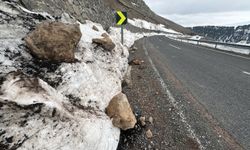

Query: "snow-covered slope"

xmin=190 ymin=25 xmax=250 ymax=45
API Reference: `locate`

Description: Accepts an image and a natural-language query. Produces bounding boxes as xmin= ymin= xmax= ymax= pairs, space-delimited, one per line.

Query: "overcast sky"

xmin=144 ymin=0 xmax=250 ymax=27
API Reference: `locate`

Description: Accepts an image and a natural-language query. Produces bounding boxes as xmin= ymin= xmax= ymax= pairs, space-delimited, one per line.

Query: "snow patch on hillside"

xmin=128 ymin=18 xmax=180 ymax=34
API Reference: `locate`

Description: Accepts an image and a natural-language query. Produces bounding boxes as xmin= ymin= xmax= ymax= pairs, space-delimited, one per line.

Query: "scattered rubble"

xmin=123 ymin=65 xmax=132 ymax=88
xmin=146 ymin=129 xmax=153 ymax=139
xmin=25 ymin=22 xmax=81 ymax=62
xmin=149 ymin=116 xmax=153 ymax=124
xmin=129 ymin=46 xmax=138 ymax=51
xmin=129 ymin=58 xmax=144 ymax=65
xmin=106 ymin=93 xmax=137 ymax=130
xmin=139 ymin=116 xmax=146 ymax=127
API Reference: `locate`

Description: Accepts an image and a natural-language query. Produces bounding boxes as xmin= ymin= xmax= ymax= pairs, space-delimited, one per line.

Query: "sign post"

xmin=121 ymin=25 xmax=124 ymax=44
xmin=115 ymin=11 xmax=127 ymax=45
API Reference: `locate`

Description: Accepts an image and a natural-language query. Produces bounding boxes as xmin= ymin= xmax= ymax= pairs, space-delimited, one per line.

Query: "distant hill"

xmin=189 ymin=25 xmax=250 ymax=45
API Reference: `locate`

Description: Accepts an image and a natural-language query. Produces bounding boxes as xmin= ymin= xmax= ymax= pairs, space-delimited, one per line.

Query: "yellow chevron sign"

xmin=116 ymin=11 xmax=127 ymax=25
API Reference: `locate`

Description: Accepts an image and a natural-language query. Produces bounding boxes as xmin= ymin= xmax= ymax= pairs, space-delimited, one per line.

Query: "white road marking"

xmin=243 ymin=71 xmax=250 ymax=75
xmin=169 ymin=44 xmax=181 ymax=50
xmin=143 ymin=40 xmax=204 ymax=150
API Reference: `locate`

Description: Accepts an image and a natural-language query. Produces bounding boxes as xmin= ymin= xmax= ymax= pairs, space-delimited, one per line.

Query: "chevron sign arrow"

xmin=116 ymin=11 xmax=127 ymax=26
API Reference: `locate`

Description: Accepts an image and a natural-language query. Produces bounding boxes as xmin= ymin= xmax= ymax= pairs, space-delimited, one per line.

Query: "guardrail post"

xmin=215 ymin=43 xmax=217 ymax=49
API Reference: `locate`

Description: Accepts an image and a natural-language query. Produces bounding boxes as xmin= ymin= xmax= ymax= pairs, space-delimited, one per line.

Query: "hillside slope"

xmin=18 ymin=0 xmax=192 ymax=34
xmin=190 ymin=25 xmax=250 ymax=45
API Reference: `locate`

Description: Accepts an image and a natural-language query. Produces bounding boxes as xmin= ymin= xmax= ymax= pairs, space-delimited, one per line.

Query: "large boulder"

xmin=92 ymin=33 xmax=116 ymax=51
xmin=25 ymin=22 xmax=82 ymax=62
xmin=106 ymin=93 xmax=136 ymax=130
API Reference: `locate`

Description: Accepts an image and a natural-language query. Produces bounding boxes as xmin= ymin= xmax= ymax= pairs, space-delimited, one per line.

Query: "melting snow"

xmin=128 ymin=18 xmax=180 ymax=34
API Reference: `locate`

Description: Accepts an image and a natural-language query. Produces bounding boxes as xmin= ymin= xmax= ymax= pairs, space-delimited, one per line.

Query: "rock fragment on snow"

xmin=92 ymin=33 xmax=116 ymax=51
xmin=106 ymin=93 xmax=136 ymax=130
xmin=25 ymin=21 xmax=81 ymax=62
xmin=92 ymin=25 xmax=99 ymax=31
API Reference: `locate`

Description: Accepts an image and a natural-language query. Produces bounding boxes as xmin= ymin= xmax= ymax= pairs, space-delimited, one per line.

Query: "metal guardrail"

xmin=178 ymin=38 xmax=250 ymax=50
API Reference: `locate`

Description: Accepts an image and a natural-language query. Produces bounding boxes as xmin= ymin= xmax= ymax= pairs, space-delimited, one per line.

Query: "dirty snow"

xmin=0 ymin=1 xmax=186 ymax=149
xmin=0 ymin=2 xmax=125 ymax=149
xmin=57 ymin=20 xmax=129 ymax=111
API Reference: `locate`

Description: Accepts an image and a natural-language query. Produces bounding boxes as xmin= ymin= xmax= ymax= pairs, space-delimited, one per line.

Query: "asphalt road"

xmin=143 ymin=36 xmax=250 ymax=149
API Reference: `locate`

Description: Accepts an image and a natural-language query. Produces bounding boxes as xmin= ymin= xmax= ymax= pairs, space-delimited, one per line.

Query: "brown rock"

xmin=106 ymin=93 xmax=137 ymax=130
xmin=25 ymin=22 xmax=81 ymax=63
xmin=139 ymin=116 xmax=146 ymax=126
xmin=146 ymin=129 xmax=153 ymax=138
xmin=92 ymin=25 xmax=99 ymax=31
xmin=129 ymin=59 xmax=144 ymax=65
xmin=92 ymin=33 xmax=116 ymax=51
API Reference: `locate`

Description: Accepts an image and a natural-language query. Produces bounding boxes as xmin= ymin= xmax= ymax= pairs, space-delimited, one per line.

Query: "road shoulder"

xmin=118 ymin=38 xmax=237 ymax=150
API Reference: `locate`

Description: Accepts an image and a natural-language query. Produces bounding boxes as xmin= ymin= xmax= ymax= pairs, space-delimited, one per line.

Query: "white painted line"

xmin=169 ymin=44 xmax=181 ymax=50
xmin=143 ymin=40 xmax=204 ymax=150
xmin=243 ymin=71 xmax=250 ymax=75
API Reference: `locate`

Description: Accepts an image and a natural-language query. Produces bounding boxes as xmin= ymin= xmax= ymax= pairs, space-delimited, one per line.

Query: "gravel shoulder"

xmin=117 ymin=37 xmax=237 ymax=150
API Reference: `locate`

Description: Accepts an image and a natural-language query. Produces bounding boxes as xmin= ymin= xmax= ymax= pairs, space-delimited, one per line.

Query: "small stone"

xmin=129 ymin=46 xmax=138 ymax=51
xmin=92 ymin=25 xmax=99 ymax=31
xmin=122 ymin=65 xmax=132 ymax=87
xmin=146 ymin=129 xmax=153 ymax=138
xmin=129 ymin=59 xmax=143 ymax=65
xmin=148 ymin=144 xmax=152 ymax=149
xmin=155 ymin=92 xmax=159 ymax=95
xmin=148 ymin=117 xmax=153 ymax=124
xmin=101 ymin=33 xmax=109 ymax=38
xmin=139 ymin=116 xmax=146 ymax=126
xmin=132 ymin=46 xmax=138 ymax=50
xmin=92 ymin=33 xmax=116 ymax=51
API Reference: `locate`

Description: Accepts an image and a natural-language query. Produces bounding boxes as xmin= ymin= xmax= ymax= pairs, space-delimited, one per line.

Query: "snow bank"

xmin=57 ymin=20 xmax=129 ymax=111
xmin=0 ymin=2 xmax=127 ymax=149
xmin=109 ymin=27 xmax=180 ymax=48
xmin=217 ymin=45 xmax=250 ymax=55
xmin=128 ymin=18 xmax=180 ymax=34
